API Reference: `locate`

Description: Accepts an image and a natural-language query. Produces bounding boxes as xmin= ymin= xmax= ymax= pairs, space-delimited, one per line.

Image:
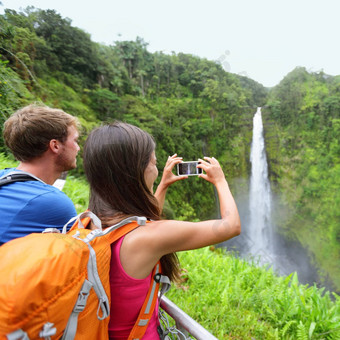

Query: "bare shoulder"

xmin=119 ymin=220 xmax=177 ymax=278
xmin=122 ymin=219 xmax=188 ymax=253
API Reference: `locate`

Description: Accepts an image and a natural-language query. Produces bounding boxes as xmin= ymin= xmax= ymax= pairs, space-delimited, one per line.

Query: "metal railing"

xmin=160 ymin=296 xmax=219 ymax=340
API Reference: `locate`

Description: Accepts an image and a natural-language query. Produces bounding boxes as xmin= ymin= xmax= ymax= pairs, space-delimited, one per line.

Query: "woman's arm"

xmin=199 ymin=157 xmax=240 ymax=225
xmin=152 ymin=157 xmax=240 ymax=253
xmin=121 ymin=157 xmax=241 ymax=278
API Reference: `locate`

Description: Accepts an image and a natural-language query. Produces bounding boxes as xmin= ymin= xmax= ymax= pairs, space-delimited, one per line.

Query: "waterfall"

xmin=220 ymin=107 xmax=322 ymax=287
xmin=248 ymin=107 xmax=273 ymax=261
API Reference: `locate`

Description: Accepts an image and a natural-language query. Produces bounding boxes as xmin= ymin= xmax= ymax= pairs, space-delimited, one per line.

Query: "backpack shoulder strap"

xmin=127 ymin=262 xmax=171 ymax=340
xmin=0 ymin=170 xmax=43 ymax=187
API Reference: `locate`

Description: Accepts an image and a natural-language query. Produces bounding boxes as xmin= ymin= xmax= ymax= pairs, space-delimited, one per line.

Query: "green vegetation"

xmin=264 ymin=67 xmax=340 ymax=292
xmin=1 ymin=6 xmax=340 ymax=338
xmin=0 ymin=6 xmax=266 ymax=220
xmin=168 ymin=247 xmax=340 ymax=339
xmin=62 ymin=175 xmax=89 ymax=212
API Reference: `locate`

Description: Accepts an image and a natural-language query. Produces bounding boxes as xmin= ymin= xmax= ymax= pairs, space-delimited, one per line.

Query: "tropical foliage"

xmin=1 ymin=6 xmax=340 ymax=337
xmin=168 ymin=247 xmax=340 ymax=339
xmin=264 ymin=67 xmax=340 ymax=292
xmin=0 ymin=6 xmax=266 ymax=221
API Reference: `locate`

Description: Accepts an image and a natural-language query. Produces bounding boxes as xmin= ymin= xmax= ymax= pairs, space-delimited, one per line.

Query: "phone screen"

xmin=177 ymin=161 xmax=202 ymax=176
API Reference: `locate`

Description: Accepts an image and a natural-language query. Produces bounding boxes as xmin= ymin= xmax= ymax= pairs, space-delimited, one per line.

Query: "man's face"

xmin=57 ymin=125 xmax=80 ymax=171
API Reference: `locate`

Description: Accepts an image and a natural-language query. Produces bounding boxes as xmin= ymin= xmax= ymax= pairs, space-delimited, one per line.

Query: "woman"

xmin=83 ymin=122 xmax=241 ymax=339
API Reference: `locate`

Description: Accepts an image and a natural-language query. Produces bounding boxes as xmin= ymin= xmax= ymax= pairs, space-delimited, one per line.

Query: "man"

xmin=0 ymin=104 xmax=80 ymax=245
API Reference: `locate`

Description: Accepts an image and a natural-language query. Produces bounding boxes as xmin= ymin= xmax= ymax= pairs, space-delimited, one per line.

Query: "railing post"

xmin=175 ymin=323 xmax=189 ymax=340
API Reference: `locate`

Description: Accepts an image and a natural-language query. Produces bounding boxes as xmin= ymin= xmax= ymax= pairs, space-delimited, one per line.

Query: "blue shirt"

xmin=0 ymin=168 xmax=77 ymax=245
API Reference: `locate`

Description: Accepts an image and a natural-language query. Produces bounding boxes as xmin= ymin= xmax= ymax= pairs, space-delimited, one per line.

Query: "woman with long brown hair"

xmin=83 ymin=122 xmax=241 ymax=339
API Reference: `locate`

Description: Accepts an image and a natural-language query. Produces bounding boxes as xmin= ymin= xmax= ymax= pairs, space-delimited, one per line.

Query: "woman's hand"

xmin=155 ymin=154 xmax=187 ymax=211
xmin=197 ymin=157 xmax=227 ymax=186
xmin=159 ymin=154 xmax=187 ymax=188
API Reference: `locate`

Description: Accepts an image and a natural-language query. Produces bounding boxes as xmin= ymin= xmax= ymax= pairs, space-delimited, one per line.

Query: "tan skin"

xmin=120 ymin=154 xmax=241 ymax=279
xmin=17 ymin=125 xmax=80 ymax=185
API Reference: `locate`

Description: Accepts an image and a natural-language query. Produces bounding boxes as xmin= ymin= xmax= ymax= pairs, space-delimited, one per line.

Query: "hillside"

xmin=263 ymin=67 xmax=340 ymax=292
xmin=0 ymin=6 xmax=266 ymax=222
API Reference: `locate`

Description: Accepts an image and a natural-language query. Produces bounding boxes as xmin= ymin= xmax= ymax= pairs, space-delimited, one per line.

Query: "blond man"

xmin=0 ymin=104 xmax=80 ymax=245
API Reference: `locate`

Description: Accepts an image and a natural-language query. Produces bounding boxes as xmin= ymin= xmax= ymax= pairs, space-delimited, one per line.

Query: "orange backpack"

xmin=0 ymin=211 xmax=170 ymax=340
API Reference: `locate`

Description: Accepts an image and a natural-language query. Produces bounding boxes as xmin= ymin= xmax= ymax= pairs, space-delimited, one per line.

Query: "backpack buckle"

xmin=154 ymin=273 xmax=162 ymax=283
xmin=74 ymin=280 xmax=93 ymax=313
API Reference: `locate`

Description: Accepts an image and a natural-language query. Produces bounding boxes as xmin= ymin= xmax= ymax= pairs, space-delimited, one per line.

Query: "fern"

xmin=308 ymin=322 xmax=316 ymax=339
xmin=281 ymin=320 xmax=297 ymax=337
xmin=264 ymin=304 xmax=279 ymax=323
xmin=271 ymin=328 xmax=279 ymax=340
xmin=296 ymin=321 xmax=308 ymax=340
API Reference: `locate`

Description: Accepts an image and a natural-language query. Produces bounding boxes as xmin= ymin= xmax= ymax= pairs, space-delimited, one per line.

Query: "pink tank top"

xmin=108 ymin=236 xmax=159 ymax=340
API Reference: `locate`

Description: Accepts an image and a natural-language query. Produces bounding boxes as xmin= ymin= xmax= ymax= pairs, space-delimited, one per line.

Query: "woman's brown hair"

xmin=83 ymin=122 xmax=180 ymax=282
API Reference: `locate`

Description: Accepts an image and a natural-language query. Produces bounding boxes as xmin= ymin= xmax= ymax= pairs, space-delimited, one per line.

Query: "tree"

xmin=31 ymin=9 xmax=101 ymax=86
xmin=89 ymin=88 xmax=120 ymax=121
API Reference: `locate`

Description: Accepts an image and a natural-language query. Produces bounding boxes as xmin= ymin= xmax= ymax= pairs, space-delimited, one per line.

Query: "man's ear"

xmin=49 ymin=139 xmax=61 ymax=154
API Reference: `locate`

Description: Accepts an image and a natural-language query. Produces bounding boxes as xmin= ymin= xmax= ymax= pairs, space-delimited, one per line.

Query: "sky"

xmin=1 ymin=0 xmax=340 ymax=88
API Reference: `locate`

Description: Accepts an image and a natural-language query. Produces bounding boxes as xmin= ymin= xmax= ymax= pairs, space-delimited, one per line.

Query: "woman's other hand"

xmin=159 ymin=154 xmax=187 ymax=188
xmin=154 ymin=154 xmax=186 ymax=211
xmin=197 ymin=157 xmax=226 ymax=186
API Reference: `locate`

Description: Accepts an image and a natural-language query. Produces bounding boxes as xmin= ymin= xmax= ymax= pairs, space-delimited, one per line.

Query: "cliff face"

xmin=261 ymin=69 xmax=340 ymax=292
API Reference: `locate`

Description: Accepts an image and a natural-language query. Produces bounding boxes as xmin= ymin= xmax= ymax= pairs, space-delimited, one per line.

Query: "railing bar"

xmin=160 ymin=296 xmax=219 ymax=340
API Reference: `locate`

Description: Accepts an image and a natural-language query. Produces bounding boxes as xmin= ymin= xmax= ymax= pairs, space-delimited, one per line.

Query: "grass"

xmin=167 ymin=247 xmax=340 ymax=339
xmin=62 ymin=175 xmax=89 ymax=212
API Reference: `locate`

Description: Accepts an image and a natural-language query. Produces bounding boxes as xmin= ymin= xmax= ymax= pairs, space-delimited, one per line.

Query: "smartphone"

xmin=177 ymin=161 xmax=203 ymax=176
